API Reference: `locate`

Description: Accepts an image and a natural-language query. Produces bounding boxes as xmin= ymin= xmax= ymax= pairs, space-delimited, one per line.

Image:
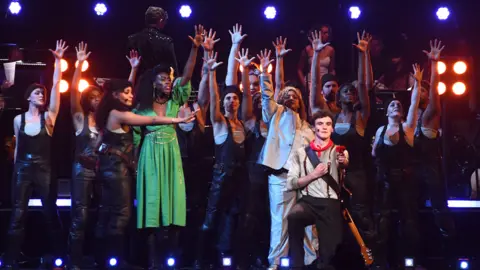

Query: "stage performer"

xmin=2 ymin=40 xmax=67 ymax=269
xmin=371 ymin=63 xmax=422 ymax=268
xmin=257 ymin=49 xmax=317 ymax=270
xmin=414 ymin=40 xmax=455 ymax=252
xmin=132 ymin=24 xmax=202 ymax=269
xmin=93 ymin=78 xmax=195 ymax=269
xmin=286 ymin=110 xmax=348 ymax=270
xmin=310 ymin=30 xmax=375 ymax=246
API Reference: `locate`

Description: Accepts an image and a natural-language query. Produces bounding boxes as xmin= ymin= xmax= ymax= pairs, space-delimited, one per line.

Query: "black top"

xmin=127 ymin=27 xmax=179 ymax=76
xmin=413 ymin=111 xmax=440 ymax=161
xmin=16 ymin=112 xmax=51 ymax=163
xmin=331 ymin=112 xmax=366 ymax=170
xmin=101 ymin=128 xmax=134 ymax=162
xmin=375 ymin=123 xmax=412 ymax=170
xmin=245 ymin=120 xmax=266 ymax=163
xmin=74 ymin=114 xmax=99 ymax=162
xmin=214 ymin=117 xmax=246 ymax=169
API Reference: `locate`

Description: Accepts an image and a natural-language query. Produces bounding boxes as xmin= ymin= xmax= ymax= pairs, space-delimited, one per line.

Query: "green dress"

xmin=133 ymin=81 xmax=191 ymax=228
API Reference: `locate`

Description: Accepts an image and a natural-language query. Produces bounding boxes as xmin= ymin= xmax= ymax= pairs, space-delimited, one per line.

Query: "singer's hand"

xmin=313 ymin=163 xmax=328 ymax=178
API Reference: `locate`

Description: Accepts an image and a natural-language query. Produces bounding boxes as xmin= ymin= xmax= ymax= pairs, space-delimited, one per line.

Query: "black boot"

xmin=192 ymin=230 xmax=207 ymax=270
xmin=107 ymin=235 xmax=143 ymax=270
xmin=2 ymin=234 xmax=23 ymax=270
xmin=68 ymin=237 xmax=83 ymax=270
xmin=94 ymin=237 xmax=106 ymax=269
xmin=147 ymin=232 xmax=160 ymax=270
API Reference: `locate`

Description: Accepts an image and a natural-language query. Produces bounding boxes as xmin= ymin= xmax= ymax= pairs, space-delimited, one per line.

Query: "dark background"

xmin=0 ymin=0 xmax=479 ymax=190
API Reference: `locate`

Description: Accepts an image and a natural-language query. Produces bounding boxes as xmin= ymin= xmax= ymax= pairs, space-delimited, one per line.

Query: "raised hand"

xmin=353 ymin=30 xmax=372 ymax=53
xmin=256 ymin=49 xmax=274 ymax=72
xmin=126 ymin=50 xmax=141 ymax=69
xmin=235 ymin=48 xmax=255 ymax=68
xmin=272 ymin=36 xmax=292 ymax=58
xmin=309 ymin=31 xmax=330 ymax=52
xmin=202 ymin=28 xmax=220 ymax=52
xmin=411 ymin=63 xmax=424 ymax=83
xmin=422 ymin=39 xmax=445 ymax=61
xmin=203 ymin=51 xmax=223 ymax=71
xmin=229 ymin=23 xmax=247 ymax=45
xmin=75 ymin=42 xmax=91 ymax=62
xmin=189 ymin=25 xmax=206 ymax=48
xmin=50 ymin=39 xmax=69 ymax=59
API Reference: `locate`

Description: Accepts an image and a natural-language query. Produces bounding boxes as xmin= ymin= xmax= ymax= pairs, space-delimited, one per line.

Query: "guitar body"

xmin=343 ymin=208 xmax=374 ymax=266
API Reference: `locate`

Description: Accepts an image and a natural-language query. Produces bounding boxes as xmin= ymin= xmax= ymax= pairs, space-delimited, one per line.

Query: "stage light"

xmin=349 ymin=6 xmax=361 ymax=19
xmin=0 ymin=259 xmax=2 ymax=267
xmin=405 ymin=257 xmax=414 ymax=267
xmin=222 ymin=257 xmax=232 ymax=266
xmin=452 ymin=82 xmax=466 ymax=95
xmin=54 ymin=258 xmax=63 ymax=267
xmin=109 ymin=257 xmax=117 ymax=267
xmin=438 ymin=82 xmax=446 ymax=95
xmin=8 ymin=1 xmax=21 ymax=15
xmin=166 ymin=257 xmax=175 ymax=267
xmin=94 ymin=3 xmax=107 ymax=16
xmin=459 ymin=259 xmax=470 ymax=269
xmin=267 ymin=63 xmax=273 ymax=73
xmin=60 ymin=80 xmax=69 ymax=93
xmin=264 ymin=6 xmax=276 ymax=19
xmin=78 ymin=79 xmax=89 ymax=92
xmin=179 ymin=5 xmax=192 ymax=18
xmin=75 ymin=60 xmax=89 ymax=72
xmin=453 ymin=61 xmax=467 ymax=74
xmin=437 ymin=61 xmax=446 ymax=74
xmin=436 ymin=7 xmax=450 ymax=20
xmin=280 ymin=257 xmax=290 ymax=267
xmin=55 ymin=59 xmax=69 ymax=73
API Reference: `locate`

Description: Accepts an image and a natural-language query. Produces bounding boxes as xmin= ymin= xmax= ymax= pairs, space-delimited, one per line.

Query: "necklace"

xmin=155 ymin=98 xmax=168 ymax=105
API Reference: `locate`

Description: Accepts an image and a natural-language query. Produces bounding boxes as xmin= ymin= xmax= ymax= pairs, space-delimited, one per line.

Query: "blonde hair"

xmin=276 ymin=86 xmax=307 ymax=121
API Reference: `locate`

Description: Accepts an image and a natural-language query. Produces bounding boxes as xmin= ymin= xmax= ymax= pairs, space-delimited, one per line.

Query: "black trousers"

xmin=195 ymin=163 xmax=246 ymax=263
xmin=288 ymin=196 xmax=343 ymax=269
xmin=344 ymin=169 xmax=375 ymax=242
xmin=69 ymin=162 xmax=100 ymax=266
xmin=95 ymin=155 xmax=132 ymax=260
xmin=375 ymin=167 xmax=419 ymax=264
xmin=414 ymin=158 xmax=455 ymax=239
xmin=4 ymin=160 xmax=61 ymax=263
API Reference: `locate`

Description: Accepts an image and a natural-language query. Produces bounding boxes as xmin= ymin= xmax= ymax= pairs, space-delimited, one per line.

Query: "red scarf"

xmin=310 ymin=139 xmax=333 ymax=156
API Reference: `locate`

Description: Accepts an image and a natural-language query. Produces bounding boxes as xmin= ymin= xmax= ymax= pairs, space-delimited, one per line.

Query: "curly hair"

xmin=80 ymin=85 xmax=102 ymax=113
xmin=276 ymin=86 xmax=307 ymax=121
xmin=95 ymin=79 xmax=133 ymax=131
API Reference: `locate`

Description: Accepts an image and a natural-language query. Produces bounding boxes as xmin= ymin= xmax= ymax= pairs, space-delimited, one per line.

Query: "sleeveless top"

xmin=100 ymin=128 xmax=134 ymax=164
xmin=16 ymin=113 xmax=51 ymax=163
xmin=375 ymin=124 xmax=412 ymax=170
xmin=75 ymin=114 xmax=99 ymax=163
xmin=246 ymin=120 xmax=266 ymax=163
xmin=413 ymin=111 xmax=440 ymax=161
xmin=331 ymin=112 xmax=366 ymax=170
xmin=214 ymin=116 xmax=246 ymax=169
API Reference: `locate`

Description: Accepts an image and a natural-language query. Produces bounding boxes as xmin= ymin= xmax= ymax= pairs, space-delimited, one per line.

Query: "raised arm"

xmin=257 ymin=49 xmax=277 ymax=123
xmin=179 ymin=25 xmax=204 ymax=87
xmin=297 ymin=49 xmax=308 ymax=89
xmin=71 ymin=42 xmax=91 ymax=116
xmin=204 ymin=52 xmax=224 ymax=124
xmin=226 ymin=24 xmax=247 ymax=86
xmin=13 ymin=115 xmax=20 ymax=163
xmin=236 ymin=48 xmax=256 ymax=122
xmin=309 ymin=31 xmax=331 ymax=115
xmin=273 ymin=36 xmax=292 ymax=97
xmin=113 ymin=110 xmax=196 ymax=126
xmin=405 ymin=64 xmax=423 ymax=129
xmin=126 ymin=50 xmax=141 ymax=85
xmin=329 ymin=48 xmax=336 ymax=75
xmin=48 ymin=40 xmax=68 ymax=126
xmin=197 ymin=29 xmax=220 ymax=112
xmin=422 ymin=39 xmax=444 ymax=123
xmin=353 ymin=31 xmax=372 ymax=122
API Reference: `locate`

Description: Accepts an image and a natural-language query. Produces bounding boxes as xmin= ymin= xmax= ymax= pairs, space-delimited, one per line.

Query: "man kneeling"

xmin=286 ymin=111 xmax=348 ymax=270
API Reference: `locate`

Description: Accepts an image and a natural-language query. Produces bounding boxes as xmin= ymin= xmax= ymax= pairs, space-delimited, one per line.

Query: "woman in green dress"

xmin=133 ymin=24 xmax=204 ymax=269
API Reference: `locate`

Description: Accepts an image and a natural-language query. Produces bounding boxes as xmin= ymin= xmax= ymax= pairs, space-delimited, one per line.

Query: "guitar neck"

xmin=344 ymin=209 xmax=367 ymax=247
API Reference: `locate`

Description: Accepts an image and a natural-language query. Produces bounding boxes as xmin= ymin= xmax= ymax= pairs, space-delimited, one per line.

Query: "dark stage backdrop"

xmin=0 ymin=0 xmax=478 ymax=181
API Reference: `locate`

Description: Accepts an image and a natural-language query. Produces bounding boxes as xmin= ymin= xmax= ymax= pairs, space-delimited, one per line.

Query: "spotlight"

xmin=54 ymin=258 xmax=63 ymax=267
xmin=55 ymin=59 xmax=69 ymax=72
xmin=264 ymin=6 xmax=277 ymax=19
xmin=60 ymin=80 xmax=69 ymax=93
xmin=8 ymin=1 xmax=21 ymax=15
xmin=166 ymin=257 xmax=175 ymax=267
xmin=78 ymin=79 xmax=89 ymax=92
xmin=453 ymin=61 xmax=467 ymax=74
xmin=75 ymin=60 xmax=89 ymax=72
xmin=437 ymin=61 xmax=446 ymax=74
xmin=280 ymin=257 xmax=290 ymax=267
xmin=0 ymin=259 xmax=2 ymax=267
xmin=94 ymin=2 xmax=107 ymax=16
xmin=109 ymin=257 xmax=117 ymax=267
xmin=404 ymin=257 xmax=415 ymax=267
xmin=179 ymin=5 xmax=192 ymax=18
xmin=438 ymin=82 xmax=446 ymax=95
xmin=349 ymin=6 xmax=361 ymax=19
xmin=436 ymin=7 xmax=450 ymax=20
xmin=222 ymin=257 xmax=232 ymax=267
xmin=452 ymin=82 xmax=466 ymax=95
xmin=267 ymin=63 xmax=273 ymax=73
xmin=459 ymin=258 xmax=470 ymax=269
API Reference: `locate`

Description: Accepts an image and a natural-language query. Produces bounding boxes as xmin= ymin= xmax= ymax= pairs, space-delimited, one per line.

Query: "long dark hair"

xmin=95 ymin=79 xmax=133 ymax=131
xmin=80 ymin=85 xmax=102 ymax=113
xmin=134 ymin=63 xmax=171 ymax=111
